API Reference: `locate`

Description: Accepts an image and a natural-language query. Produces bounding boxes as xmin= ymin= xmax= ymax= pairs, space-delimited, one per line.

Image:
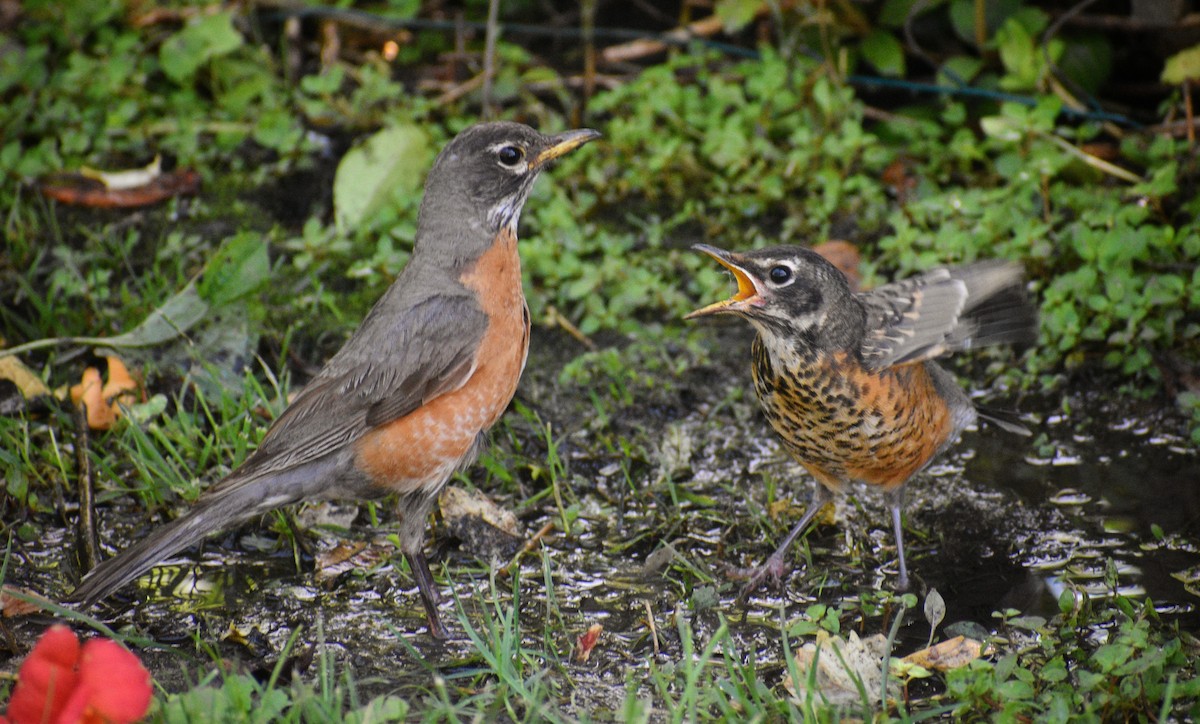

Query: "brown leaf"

xmin=902 ymin=635 xmax=983 ymax=672
xmin=811 ymin=240 xmax=863 ymax=292
xmin=782 ymin=631 xmax=898 ymax=706
xmin=39 ymin=168 xmax=200 ymax=208
xmin=1 ymin=586 xmax=46 ymax=617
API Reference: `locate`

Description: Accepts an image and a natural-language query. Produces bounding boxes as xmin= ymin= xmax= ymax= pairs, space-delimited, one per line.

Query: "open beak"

xmin=685 ymin=244 xmax=765 ymax=319
xmin=532 ymin=128 xmax=602 ymax=168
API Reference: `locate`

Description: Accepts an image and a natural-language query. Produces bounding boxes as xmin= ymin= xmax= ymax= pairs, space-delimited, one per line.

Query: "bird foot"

xmin=725 ymin=553 xmax=790 ymax=601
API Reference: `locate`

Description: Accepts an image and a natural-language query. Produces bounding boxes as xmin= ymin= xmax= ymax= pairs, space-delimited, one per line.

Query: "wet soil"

xmin=4 ymin=326 xmax=1199 ymax=712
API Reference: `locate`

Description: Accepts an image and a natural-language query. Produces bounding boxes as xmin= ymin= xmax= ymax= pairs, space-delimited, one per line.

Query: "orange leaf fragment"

xmin=68 ymin=358 xmax=141 ymax=430
xmin=101 ymin=356 xmax=139 ymax=411
xmin=576 ymin=623 xmax=603 ymax=663
xmin=70 ymin=367 xmax=116 ymax=430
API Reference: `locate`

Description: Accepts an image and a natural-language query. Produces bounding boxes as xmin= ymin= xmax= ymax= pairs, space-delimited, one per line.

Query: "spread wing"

xmin=231 ymin=288 xmax=487 ymax=480
xmin=859 ymin=261 xmax=1036 ymax=370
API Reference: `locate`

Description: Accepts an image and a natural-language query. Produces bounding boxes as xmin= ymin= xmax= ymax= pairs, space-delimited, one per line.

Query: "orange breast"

xmin=754 ymin=346 xmax=954 ymax=492
xmin=354 ymin=229 xmax=530 ymax=492
xmin=841 ymin=362 xmax=953 ymax=489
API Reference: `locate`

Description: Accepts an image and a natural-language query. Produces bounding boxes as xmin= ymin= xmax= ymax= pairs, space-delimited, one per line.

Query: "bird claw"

xmin=725 ymin=554 xmax=790 ymax=601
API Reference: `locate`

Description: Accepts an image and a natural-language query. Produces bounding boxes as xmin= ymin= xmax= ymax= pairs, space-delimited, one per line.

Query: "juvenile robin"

xmin=69 ymin=122 xmax=601 ymax=638
xmin=686 ymin=245 xmax=1036 ymax=592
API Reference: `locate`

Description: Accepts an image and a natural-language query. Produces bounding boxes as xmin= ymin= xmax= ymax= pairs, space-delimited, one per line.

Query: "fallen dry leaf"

xmin=782 ymin=630 xmax=898 ymax=707
xmin=314 ymin=540 xmax=389 ymax=584
xmin=1 ymin=585 xmax=46 ymax=617
xmin=40 ymin=168 xmax=200 ymax=208
xmin=576 ymin=623 xmax=603 ymax=663
xmin=68 ymin=357 xmax=142 ymax=429
xmin=70 ymin=367 xmax=116 ymax=429
xmin=440 ymin=486 xmax=520 ymax=535
xmin=901 ymin=635 xmax=983 ymax=672
xmin=0 ymin=356 xmax=51 ymax=399
xmin=441 ymin=485 xmax=523 ymax=558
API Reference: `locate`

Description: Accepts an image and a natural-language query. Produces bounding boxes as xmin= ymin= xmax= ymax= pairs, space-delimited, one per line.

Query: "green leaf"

xmin=923 ymin=588 xmax=946 ymax=641
xmin=878 ymin=0 xmax=925 ymax=28
xmin=101 ymin=282 xmax=208 ymax=349
xmin=980 ymin=116 xmax=1022 ymax=142
xmin=334 ymin=124 xmax=431 ymax=233
xmin=714 ymin=0 xmax=760 ymax=32
xmin=196 ymin=231 xmax=271 ymax=308
xmin=1163 ymin=44 xmax=1200 ymax=83
xmin=938 ymin=56 xmax=984 ymax=86
xmin=861 ymin=29 xmax=906 ymax=77
xmin=159 ymin=12 xmax=244 ymax=84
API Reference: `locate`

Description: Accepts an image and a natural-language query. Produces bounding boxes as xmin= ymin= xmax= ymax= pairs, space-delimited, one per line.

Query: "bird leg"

xmin=406 ymin=551 xmax=446 ymax=639
xmin=885 ymin=488 xmax=910 ymax=591
xmin=730 ymin=484 xmax=834 ymax=599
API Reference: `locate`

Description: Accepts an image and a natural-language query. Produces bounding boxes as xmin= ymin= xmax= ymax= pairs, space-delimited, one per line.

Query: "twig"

xmin=433 ymin=72 xmax=487 ymax=107
xmin=501 ymin=520 xmax=557 ymax=577
xmin=482 ymin=0 xmax=500 ymax=119
xmin=601 ymin=14 xmax=726 ymax=64
xmin=644 ymin=599 xmax=660 ymax=655
xmin=582 ymin=0 xmax=597 ymax=111
xmin=74 ymin=402 xmax=100 ymax=572
xmin=545 ymin=306 xmax=596 ymax=350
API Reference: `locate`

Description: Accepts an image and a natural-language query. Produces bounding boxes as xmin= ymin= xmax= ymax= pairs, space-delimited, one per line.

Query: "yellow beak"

xmin=685 ymin=244 xmax=764 ymax=319
xmin=532 ymin=128 xmax=602 ymax=168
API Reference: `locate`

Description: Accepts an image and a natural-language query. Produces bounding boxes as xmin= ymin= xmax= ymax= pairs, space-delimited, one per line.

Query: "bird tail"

xmin=977 ymin=406 xmax=1033 ymax=436
xmin=67 ymin=446 xmax=362 ymax=608
xmin=67 ymin=477 xmax=287 ymax=608
xmin=952 ymin=262 xmax=1039 ymax=350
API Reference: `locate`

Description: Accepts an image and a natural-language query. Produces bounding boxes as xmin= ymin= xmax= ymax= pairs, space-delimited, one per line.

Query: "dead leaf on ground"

xmin=441 ymin=486 xmax=523 ymax=559
xmin=40 ymin=158 xmax=200 ymax=208
xmin=68 ymin=356 xmax=141 ymax=430
xmin=782 ymin=630 xmax=898 ymax=707
xmin=901 ymin=635 xmax=984 ymax=672
xmin=314 ymin=540 xmax=390 ymax=584
xmin=0 ymin=356 xmax=50 ymax=399
xmin=576 ymin=623 xmax=603 ymax=663
xmin=1 ymin=586 xmax=47 ymax=617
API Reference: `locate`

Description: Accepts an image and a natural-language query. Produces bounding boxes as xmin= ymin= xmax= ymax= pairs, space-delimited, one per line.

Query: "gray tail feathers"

xmin=978 ymin=406 xmax=1033 ymax=437
xmin=954 ymin=263 xmax=1039 ymax=350
xmin=68 ymin=478 xmax=291 ymax=608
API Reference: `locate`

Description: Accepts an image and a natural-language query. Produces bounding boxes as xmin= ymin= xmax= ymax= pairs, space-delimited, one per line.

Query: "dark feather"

xmin=860 ymin=261 xmax=1035 ymax=369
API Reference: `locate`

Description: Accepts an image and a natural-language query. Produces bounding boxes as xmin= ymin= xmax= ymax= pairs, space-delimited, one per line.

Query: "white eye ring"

xmin=767 ymin=263 xmax=795 ymax=286
xmin=490 ymin=142 xmax=527 ymax=171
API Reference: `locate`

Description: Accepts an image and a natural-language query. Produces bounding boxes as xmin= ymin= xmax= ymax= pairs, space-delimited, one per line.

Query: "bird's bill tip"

xmin=533 ymin=128 xmax=602 ymax=167
xmin=685 ymin=245 xmax=762 ymax=319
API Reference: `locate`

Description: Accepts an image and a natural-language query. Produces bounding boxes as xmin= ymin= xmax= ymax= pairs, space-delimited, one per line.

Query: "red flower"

xmin=3 ymin=625 xmax=152 ymax=724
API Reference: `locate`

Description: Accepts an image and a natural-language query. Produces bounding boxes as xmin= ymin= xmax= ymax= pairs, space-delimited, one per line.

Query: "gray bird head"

xmin=686 ymin=244 xmax=858 ymax=337
xmin=415 ymin=122 xmax=601 ymax=256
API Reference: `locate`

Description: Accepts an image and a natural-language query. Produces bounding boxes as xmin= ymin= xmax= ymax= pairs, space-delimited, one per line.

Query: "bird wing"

xmin=231 ymin=290 xmax=488 ymax=481
xmin=858 ymin=261 xmax=1034 ymax=369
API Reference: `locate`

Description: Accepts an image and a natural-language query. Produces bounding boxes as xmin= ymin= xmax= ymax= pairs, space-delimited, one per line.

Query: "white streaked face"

xmin=485 ymin=140 xmax=537 ymax=232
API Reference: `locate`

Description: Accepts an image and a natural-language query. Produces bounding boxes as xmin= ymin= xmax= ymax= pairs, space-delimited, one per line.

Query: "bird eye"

xmin=497 ymin=145 xmax=524 ymax=167
xmin=769 ymin=265 xmax=792 ymax=284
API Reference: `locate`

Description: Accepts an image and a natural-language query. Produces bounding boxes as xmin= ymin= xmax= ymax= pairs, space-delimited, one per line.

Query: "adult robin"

xmin=686 ymin=244 xmax=1036 ymax=592
xmin=69 ymin=121 xmax=601 ymax=638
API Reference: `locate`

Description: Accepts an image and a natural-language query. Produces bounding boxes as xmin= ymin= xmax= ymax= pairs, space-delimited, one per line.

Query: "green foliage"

xmin=159 ymin=671 xmax=409 ymax=723
xmin=946 ymin=595 xmax=1200 ymax=719
xmin=522 ymin=48 xmax=892 ymax=335
xmin=875 ymin=99 xmax=1198 ymax=387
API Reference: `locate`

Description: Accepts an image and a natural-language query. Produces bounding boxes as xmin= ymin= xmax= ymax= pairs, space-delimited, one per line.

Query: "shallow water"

xmin=4 ymin=327 xmax=1199 ymax=709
